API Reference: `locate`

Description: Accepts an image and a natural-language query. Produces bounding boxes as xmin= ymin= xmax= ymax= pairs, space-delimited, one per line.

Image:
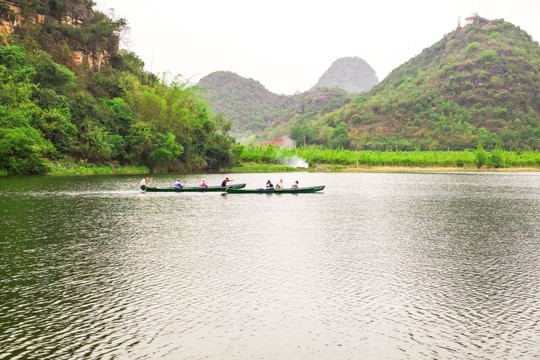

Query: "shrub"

xmin=478 ymin=70 xmax=489 ymax=81
xmin=474 ymin=144 xmax=487 ymax=168
xmin=489 ymin=31 xmax=500 ymax=40
xmin=466 ymin=42 xmax=481 ymax=53
xmin=488 ymin=146 xmax=506 ymax=168
xmin=477 ymin=50 xmax=499 ymax=63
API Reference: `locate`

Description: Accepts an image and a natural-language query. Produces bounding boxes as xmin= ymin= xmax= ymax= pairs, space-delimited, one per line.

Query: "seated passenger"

xmin=275 ymin=179 xmax=284 ymax=190
xmin=266 ymin=180 xmax=274 ymax=190
xmin=291 ymin=180 xmax=299 ymax=190
xmin=140 ymin=176 xmax=152 ymax=190
xmin=199 ymin=179 xmax=208 ymax=189
xmin=173 ymin=179 xmax=183 ymax=189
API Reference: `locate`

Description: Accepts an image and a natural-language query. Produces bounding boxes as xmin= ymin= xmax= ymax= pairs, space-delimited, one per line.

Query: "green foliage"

xmin=489 ymin=31 xmax=500 ymax=40
xmin=488 ymin=146 xmax=506 ymax=168
xmin=198 ymin=72 xmax=352 ymax=135
xmin=474 ymin=144 xmax=488 ymax=168
xmin=238 ymin=145 xmax=540 ymax=169
xmin=327 ymin=123 xmax=350 ymax=149
xmin=0 ymin=127 xmax=53 ymax=174
xmin=477 ymin=49 xmax=499 ymax=63
xmin=466 ymin=42 xmax=481 ymax=53
xmin=148 ymin=132 xmax=182 ymax=171
xmin=29 ymin=51 xmax=75 ymax=93
xmin=0 ymin=1 xmax=237 ymax=174
xmin=286 ymin=18 xmax=540 ymax=152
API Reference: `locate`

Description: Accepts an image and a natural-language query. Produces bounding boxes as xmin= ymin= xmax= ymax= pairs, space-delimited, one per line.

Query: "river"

xmin=1 ymin=172 xmax=539 ymax=359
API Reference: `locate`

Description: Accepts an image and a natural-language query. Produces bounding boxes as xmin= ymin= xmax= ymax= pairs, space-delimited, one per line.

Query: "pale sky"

xmin=95 ymin=0 xmax=540 ymax=95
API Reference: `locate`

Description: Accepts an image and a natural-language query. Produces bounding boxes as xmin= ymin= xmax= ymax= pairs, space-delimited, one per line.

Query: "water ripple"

xmin=1 ymin=172 xmax=539 ymax=359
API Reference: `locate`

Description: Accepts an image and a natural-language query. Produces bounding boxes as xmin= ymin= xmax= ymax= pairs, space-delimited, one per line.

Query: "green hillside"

xmin=296 ymin=16 xmax=540 ymax=151
xmin=197 ymin=71 xmax=294 ymax=134
xmin=197 ymin=71 xmax=353 ymax=143
xmin=276 ymin=87 xmax=353 ymax=147
xmin=0 ymin=0 xmax=235 ymax=174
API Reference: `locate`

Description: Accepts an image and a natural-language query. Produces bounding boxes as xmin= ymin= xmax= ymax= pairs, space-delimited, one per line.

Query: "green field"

xmin=237 ymin=145 xmax=540 ymax=170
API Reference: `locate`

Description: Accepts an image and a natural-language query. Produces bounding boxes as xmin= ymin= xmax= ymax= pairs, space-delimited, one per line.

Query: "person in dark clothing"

xmin=221 ymin=177 xmax=233 ymax=188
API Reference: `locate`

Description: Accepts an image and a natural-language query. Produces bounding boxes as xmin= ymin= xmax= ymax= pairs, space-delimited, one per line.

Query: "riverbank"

xmin=225 ymin=163 xmax=540 ymax=173
xmin=3 ymin=163 xmax=538 ymax=176
xmin=47 ymin=166 xmax=149 ymax=175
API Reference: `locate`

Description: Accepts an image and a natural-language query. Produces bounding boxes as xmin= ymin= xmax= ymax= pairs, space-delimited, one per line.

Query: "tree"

xmin=474 ymin=144 xmax=487 ymax=168
xmin=327 ymin=123 xmax=351 ymax=149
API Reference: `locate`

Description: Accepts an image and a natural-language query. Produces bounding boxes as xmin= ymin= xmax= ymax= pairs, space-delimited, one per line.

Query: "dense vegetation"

xmin=200 ymin=16 xmax=540 ymax=153
xmin=297 ymin=16 xmax=540 ymax=151
xmin=197 ymin=71 xmax=295 ymax=135
xmin=2 ymin=6 xmax=540 ymax=176
xmin=237 ymin=144 xmax=540 ymax=169
xmin=0 ymin=0 xmax=236 ymax=174
xmin=197 ymin=71 xmax=353 ymax=142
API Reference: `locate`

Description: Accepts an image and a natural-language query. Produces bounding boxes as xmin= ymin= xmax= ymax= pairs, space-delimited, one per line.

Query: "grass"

xmin=49 ymin=166 xmax=149 ymax=175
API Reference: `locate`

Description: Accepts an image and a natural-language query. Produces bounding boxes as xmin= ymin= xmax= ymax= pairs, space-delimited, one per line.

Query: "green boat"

xmin=225 ymin=185 xmax=325 ymax=194
xmin=141 ymin=183 xmax=247 ymax=192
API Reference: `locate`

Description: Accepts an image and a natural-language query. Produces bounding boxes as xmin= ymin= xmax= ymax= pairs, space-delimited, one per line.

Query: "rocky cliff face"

xmin=0 ymin=0 xmax=109 ymax=70
xmin=312 ymin=57 xmax=379 ymax=94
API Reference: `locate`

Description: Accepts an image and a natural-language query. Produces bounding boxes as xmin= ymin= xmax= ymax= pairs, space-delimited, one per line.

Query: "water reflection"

xmin=1 ymin=172 xmax=539 ymax=359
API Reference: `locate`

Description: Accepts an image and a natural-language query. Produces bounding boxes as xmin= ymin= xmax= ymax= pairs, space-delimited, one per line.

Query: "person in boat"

xmin=291 ymin=180 xmax=299 ymax=190
xmin=266 ymin=180 xmax=274 ymax=190
xmin=173 ymin=179 xmax=183 ymax=189
xmin=199 ymin=178 xmax=208 ymax=189
xmin=275 ymin=179 xmax=284 ymax=190
xmin=140 ymin=176 xmax=152 ymax=190
xmin=221 ymin=177 xmax=233 ymax=188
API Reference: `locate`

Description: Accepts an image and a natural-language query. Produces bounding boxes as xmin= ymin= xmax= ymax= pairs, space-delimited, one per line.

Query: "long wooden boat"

xmin=141 ymin=183 xmax=246 ymax=192
xmin=225 ymin=185 xmax=325 ymax=194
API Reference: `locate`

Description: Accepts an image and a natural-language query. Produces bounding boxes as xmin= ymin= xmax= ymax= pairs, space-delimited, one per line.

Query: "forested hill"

xmin=303 ymin=16 xmax=540 ymax=151
xmin=196 ymin=57 xmax=377 ymax=138
xmin=0 ymin=0 xmax=236 ymax=174
xmin=197 ymin=71 xmax=294 ymax=134
xmin=197 ymin=71 xmax=353 ymax=143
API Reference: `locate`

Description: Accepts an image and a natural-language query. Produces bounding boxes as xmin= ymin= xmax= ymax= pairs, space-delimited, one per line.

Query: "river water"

xmin=1 ymin=172 xmax=539 ymax=359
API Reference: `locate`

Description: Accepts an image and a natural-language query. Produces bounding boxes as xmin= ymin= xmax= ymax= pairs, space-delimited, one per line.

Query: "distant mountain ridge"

xmin=312 ymin=57 xmax=379 ymax=93
xmin=196 ymin=56 xmax=375 ymax=137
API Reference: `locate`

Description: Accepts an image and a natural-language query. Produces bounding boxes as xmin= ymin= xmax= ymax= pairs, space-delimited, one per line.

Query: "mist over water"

xmin=1 ymin=172 xmax=539 ymax=359
xmin=280 ymin=156 xmax=309 ymax=168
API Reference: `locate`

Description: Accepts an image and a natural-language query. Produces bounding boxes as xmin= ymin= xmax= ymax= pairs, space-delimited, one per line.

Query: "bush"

xmin=488 ymin=146 xmax=506 ymax=168
xmin=474 ymin=144 xmax=488 ymax=168
xmin=466 ymin=42 xmax=481 ymax=53
xmin=477 ymin=50 xmax=499 ymax=63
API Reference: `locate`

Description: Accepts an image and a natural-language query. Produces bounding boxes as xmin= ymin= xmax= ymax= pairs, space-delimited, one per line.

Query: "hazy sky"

xmin=95 ymin=0 xmax=540 ymax=95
